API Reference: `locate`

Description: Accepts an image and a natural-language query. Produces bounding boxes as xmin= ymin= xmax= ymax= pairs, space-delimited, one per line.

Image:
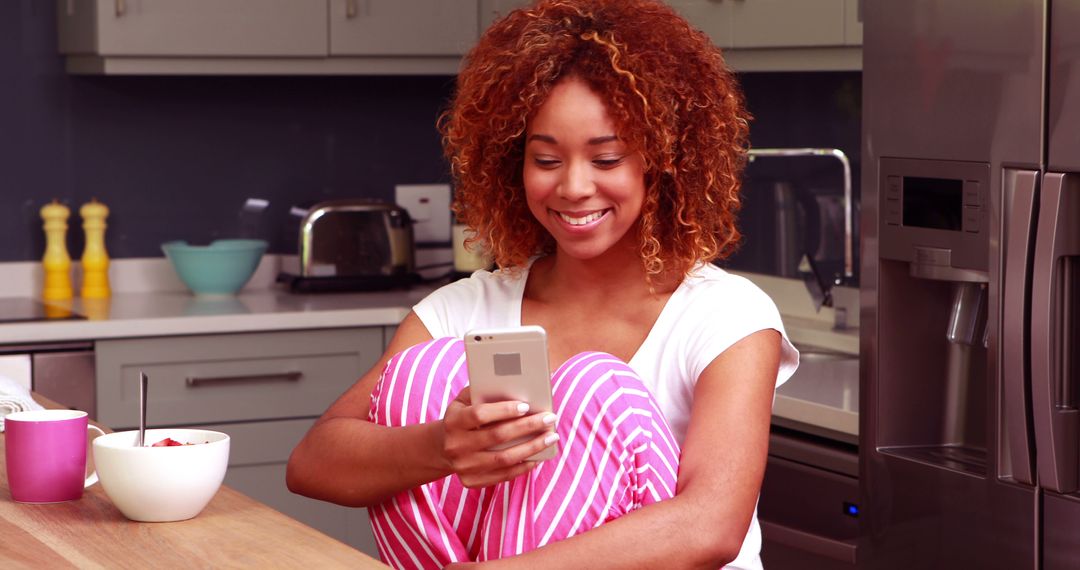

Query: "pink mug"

xmin=5 ymin=409 xmax=104 ymax=503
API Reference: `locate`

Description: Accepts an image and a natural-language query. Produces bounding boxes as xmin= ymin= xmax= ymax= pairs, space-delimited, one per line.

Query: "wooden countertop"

xmin=0 ymin=398 xmax=388 ymax=568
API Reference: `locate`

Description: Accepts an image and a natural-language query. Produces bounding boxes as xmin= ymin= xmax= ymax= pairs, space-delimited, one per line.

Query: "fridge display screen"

xmin=903 ymin=176 xmax=964 ymax=231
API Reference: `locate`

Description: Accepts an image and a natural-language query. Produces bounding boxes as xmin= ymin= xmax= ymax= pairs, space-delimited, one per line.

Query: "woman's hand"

xmin=441 ymin=387 xmax=559 ymax=488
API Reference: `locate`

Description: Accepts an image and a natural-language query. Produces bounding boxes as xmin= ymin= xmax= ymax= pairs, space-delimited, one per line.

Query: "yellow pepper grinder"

xmin=40 ymin=200 xmax=73 ymax=301
xmin=80 ymin=198 xmax=111 ymax=299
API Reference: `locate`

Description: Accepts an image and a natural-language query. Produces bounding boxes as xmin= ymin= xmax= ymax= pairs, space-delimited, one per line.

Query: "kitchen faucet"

xmin=746 ymin=147 xmax=854 ymax=317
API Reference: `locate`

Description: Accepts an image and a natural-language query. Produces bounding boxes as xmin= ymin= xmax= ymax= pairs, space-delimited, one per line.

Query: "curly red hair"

xmin=440 ymin=0 xmax=750 ymax=279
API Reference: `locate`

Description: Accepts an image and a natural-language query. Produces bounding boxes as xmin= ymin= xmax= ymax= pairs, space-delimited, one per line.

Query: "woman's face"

xmin=523 ymin=76 xmax=646 ymax=262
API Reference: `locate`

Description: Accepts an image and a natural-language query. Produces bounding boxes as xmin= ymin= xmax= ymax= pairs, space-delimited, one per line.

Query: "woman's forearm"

xmin=287 ymin=311 xmax=449 ymax=507
xmin=286 ymin=416 xmax=451 ymax=508
xmin=477 ymin=491 xmax=745 ymax=569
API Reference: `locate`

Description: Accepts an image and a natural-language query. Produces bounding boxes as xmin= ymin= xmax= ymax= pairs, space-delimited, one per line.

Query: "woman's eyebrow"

xmin=527 ymin=134 xmax=558 ymax=144
xmin=526 ymin=134 xmax=620 ymax=145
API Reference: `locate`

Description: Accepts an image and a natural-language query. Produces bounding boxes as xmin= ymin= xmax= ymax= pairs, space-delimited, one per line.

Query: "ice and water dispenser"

xmin=875 ymin=158 xmax=992 ymax=474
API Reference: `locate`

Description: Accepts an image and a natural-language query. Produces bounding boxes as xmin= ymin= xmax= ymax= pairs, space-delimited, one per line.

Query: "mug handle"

xmin=84 ymin=424 xmax=106 ymax=487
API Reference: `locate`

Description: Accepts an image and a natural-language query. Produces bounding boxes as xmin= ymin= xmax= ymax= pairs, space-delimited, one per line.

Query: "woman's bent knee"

xmin=369 ymin=337 xmax=467 ymax=426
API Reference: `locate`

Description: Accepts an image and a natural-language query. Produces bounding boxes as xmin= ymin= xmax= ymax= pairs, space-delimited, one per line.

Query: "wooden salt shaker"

xmin=40 ymin=200 xmax=73 ymax=301
xmin=80 ymin=198 xmax=111 ymax=299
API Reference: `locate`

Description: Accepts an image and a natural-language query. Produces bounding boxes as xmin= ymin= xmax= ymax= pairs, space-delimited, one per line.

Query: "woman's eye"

xmin=593 ymin=157 xmax=624 ymax=168
xmin=533 ymin=157 xmax=561 ymax=168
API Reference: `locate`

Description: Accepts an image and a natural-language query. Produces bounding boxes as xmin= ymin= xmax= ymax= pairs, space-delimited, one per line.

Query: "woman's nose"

xmin=557 ymin=160 xmax=595 ymax=201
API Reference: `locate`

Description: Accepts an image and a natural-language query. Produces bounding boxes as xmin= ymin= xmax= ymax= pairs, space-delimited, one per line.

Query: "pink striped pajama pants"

xmin=366 ymin=337 xmax=681 ymax=569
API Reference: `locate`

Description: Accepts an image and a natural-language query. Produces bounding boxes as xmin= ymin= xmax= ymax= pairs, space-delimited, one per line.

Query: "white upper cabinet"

xmin=487 ymin=0 xmax=861 ymax=72
xmin=667 ymin=0 xmax=733 ymax=48
xmin=56 ymin=0 xmax=861 ymax=75
xmin=329 ymin=0 xmax=479 ymax=56
xmin=479 ymin=0 xmax=529 ymax=34
xmin=844 ymin=0 xmax=863 ymax=45
xmin=670 ymin=0 xmax=861 ymax=71
xmin=58 ymin=0 xmax=328 ymax=57
xmin=729 ymin=0 xmax=846 ymax=48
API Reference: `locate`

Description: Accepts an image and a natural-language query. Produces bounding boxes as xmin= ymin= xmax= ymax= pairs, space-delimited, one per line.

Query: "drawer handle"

xmin=760 ymin=521 xmax=856 ymax=563
xmin=185 ymin=371 xmax=303 ymax=387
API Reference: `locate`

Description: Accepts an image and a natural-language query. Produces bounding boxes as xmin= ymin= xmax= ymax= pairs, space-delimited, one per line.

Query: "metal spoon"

xmin=137 ymin=371 xmax=148 ymax=447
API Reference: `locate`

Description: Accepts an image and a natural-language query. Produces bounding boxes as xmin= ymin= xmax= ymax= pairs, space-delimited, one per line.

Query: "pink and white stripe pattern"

xmin=367 ymin=337 xmax=681 ymax=568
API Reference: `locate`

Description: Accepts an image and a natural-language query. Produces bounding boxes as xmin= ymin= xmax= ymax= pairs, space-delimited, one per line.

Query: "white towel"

xmin=0 ymin=374 xmax=44 ymax=432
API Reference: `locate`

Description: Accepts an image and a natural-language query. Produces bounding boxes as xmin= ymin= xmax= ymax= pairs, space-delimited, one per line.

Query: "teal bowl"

xmin=161 ymin=239 xmax=268 ymax=296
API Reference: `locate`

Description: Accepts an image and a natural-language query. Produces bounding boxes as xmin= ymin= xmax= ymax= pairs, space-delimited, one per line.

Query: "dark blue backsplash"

xmin=732 ymin=71 xmax=862 ymax=286
xmin=1 ymin=1 xmax=858 ymax=267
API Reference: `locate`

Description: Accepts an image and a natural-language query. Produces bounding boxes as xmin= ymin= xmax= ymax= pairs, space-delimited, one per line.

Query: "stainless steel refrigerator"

xmin=861 ymin=0 xmax=1080 ymax=567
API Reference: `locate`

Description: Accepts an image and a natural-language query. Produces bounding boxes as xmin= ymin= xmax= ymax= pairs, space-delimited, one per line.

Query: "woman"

xmin=287 ymin=1 xmax=798 ymax=568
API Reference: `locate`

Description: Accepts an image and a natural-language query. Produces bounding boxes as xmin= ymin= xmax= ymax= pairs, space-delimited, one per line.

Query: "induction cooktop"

xmin=0 ymin=297 xmax=86 ymax=323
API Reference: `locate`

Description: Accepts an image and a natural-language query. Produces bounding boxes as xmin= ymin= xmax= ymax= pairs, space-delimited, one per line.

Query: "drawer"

xmin=760 ymin=452 xmax=858 ymax=568
xmin=96 ymin=328 xmax=382 ymax=428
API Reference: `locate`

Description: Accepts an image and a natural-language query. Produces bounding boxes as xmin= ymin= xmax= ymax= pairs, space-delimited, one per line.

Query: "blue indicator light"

xmin=843 ymin=502 xmax=859 ymax=517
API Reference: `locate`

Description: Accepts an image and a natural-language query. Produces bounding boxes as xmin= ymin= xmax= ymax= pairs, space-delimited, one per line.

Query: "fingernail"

xmin=544 ymin=432 xmax=560 ymax=446
xmin=541 ymin=413 xmax=557 ymax=425
xmin=517 ymin=402 xmax=530 ymax=414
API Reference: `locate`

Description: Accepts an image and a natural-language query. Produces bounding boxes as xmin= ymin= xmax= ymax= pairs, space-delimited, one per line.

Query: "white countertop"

xmin=0 ymin=256 xmax=442 ymax=345
xmin=0 ymin=285 xmax=436 ymax=345
xmin=0 ymin=258 xmax=860 ymax=441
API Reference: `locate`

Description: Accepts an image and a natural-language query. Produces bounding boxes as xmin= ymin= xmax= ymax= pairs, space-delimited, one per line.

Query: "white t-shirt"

xmin=413 ymin=261 xmax=799 ymax=569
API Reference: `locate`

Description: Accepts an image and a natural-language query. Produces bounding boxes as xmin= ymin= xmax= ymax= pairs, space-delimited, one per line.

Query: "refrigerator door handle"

xmin=1001 ymin=169 xmax=1038 ymax=485
xmin=1031 ymin=172 xmax=1080 ymax=494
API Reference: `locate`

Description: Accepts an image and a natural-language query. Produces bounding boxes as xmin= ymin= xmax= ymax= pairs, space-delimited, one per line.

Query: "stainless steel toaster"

xmin=279 ymin=199 xmax=417 ymax=292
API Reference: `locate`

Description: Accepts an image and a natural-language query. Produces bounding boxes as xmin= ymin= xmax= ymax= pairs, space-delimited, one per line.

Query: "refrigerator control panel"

xmin=879 ymin=157 xmax=990 ymax=273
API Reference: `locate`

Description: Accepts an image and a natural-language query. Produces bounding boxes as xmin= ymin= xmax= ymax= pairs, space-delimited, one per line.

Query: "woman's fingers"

xmin=459 ymin=461 xmax=538 ymax=489
xmin=448 ymin=399 xmax=534 ymax=431
xmin=452 ymin=429 xmax=561 ymax=486
xmin=441 ymin=389 xmax=560 ymax=485
xmin=480 ymin=412 xmax=557 ymax=447
xmin=445 ymin=410 xmax=557 ymax=453
xmin=457 ymin=430 xmax=562 ymax=487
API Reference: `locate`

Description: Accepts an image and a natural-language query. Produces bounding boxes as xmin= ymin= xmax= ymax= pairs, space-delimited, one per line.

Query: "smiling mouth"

xmin=557 ymin=209 xmax=609 ymax=226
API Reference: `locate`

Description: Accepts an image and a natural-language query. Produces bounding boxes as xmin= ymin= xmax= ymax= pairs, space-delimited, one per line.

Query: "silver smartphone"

xmin=464 ymin=325 xmax=557 ymax=461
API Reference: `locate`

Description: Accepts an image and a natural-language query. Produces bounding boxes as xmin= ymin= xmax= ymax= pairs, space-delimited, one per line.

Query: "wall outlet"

xmin=395 ymin=183 xmax=452 ymax=245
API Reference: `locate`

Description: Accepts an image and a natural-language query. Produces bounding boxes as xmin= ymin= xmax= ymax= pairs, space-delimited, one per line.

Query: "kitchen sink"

xmin=773 ymin=345 xmax=859 ymax=440
xmin=779 ymin=346 xmax=858 ymax=412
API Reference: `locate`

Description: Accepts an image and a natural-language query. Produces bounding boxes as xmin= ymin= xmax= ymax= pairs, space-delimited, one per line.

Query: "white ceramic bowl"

xmin=92 ymin=428 xmax=230 ymax=522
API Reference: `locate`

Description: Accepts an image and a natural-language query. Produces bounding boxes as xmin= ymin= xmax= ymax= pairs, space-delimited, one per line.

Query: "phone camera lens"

xmin=474 ymin=335 xmax=482 ymax=342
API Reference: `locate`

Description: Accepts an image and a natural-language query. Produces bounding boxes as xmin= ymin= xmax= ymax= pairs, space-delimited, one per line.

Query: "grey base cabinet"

xmin=194 ymin=417 xmax=379 ymax=558
xmin=759 ymin=430 xmax=858 ymax=569
xmin=95 ymin=327 xmax=389 ymax=559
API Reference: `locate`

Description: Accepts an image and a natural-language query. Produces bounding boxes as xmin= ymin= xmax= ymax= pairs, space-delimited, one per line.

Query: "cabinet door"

xmin=479 ymin=0 xmax=530 ymax=32
xmin=844 ymin=0 xmax=863 ymax=45
xmin=383 ymin=325 xmax=398 ymax=351
xmin=329 ymin=0 xmax=479 ymax=56
xmin=60 ymin=0 xmax=329 ymax=56
xmin=201 ymin=418 xmax=382 ymax=558
xmin=225 ymin=464 xmax=380 ymax=558
xmin=668 ymin=0 xmax=733 ymax=49
xmin=759 ymin=453 xmax=858 ymax=567
xmin=731 ymin=0 xmax=845 ymax=48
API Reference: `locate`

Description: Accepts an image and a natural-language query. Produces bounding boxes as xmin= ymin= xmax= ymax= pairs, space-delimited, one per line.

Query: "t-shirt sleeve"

xmin=686 ymin=277 xmax=799 ymax=389
xmin=412 ymin=277 xmax=483 ymax=339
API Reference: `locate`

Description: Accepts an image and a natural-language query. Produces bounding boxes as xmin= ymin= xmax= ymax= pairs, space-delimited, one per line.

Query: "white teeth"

xmin=558 ymin=210 xmax=606 ymax=225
